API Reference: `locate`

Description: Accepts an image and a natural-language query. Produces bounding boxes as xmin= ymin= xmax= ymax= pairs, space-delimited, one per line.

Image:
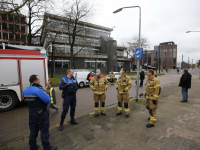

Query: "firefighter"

xmin=116 ymin=68 xmax=132 ymax=118
xmin=23 ymin=75 xmax=57 ymax=150
xmin=109 ymin=71 xmax=115 ymax=85
xmin=59 ymin=69 xmax=79 ymax=131
xmin=145 ymin=69 xmax=161 ymax=128
xmin=89 ymin=69 xmax=109 ymax=117
xmin=46 ymin=81 xmax=60 ymax=118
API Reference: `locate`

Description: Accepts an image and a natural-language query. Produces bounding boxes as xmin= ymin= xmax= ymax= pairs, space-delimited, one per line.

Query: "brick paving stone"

xmin=1 ymin=75 xmax=200 ymax=150
xmin=148 ymin=139 xmax=164 ymax=149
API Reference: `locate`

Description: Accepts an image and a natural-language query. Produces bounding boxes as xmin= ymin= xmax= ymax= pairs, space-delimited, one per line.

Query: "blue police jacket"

xmin=59 ymin=76 xmax=78 ymax=95
xmin=23 ymin=83 xmax=51 ymax=113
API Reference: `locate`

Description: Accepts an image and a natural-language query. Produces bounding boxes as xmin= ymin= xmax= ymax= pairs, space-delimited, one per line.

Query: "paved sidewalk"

xmin=1 ymin=76 xmax=200 ymax=150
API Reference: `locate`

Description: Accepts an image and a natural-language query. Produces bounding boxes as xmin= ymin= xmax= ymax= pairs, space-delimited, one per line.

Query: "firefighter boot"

xmin=59 ymin=119 xmax=64 ymax=131
xmin=116 ymin=113 xmax=122 ymax=116
xmin=146 ymin=123 xmax=155 ymax=128
xmin=70 ymin=117 xmax=79 ymax=125
xmin=126 ymin=114 xmax=129 ymax=118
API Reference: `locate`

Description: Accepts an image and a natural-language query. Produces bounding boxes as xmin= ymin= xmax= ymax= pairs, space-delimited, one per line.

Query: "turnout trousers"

xmin=146 ymin=98 xmax=157 ymax=125
xmin=117 ymin=93 xmax=130 ymax=115
xmin=93 ymin=94 xmax=106 ymax=114
xmin=29 ymin=111 xmax=50 ymax=150
xmin=61 ymin=94 xmax=76 ymax=120
xmin=110 ymin=78 xmax=115 ymax=85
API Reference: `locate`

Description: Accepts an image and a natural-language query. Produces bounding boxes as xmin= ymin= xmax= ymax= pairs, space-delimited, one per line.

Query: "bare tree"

xmin=2 ymin=0 xmax=56 ymax=45
xmin=61 ymin=0 xmax=95 ymax=69
xmin=121 ymin=35 xmax=150 ymax=71
xmin=0 ymin=0 xmax=30 ymax=15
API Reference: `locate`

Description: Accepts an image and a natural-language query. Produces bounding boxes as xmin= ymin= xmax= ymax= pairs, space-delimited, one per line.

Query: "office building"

xmin=41 ymin=13 xmax=131 ymax=75
xmin=154 ymin=41 xmax=177 ymax=69
xmin=0 ymin=2 xmax=27 ymax=45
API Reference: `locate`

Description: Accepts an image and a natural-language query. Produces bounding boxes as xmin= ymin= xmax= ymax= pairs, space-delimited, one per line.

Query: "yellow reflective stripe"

xmin=90 ymin=85 xmax=94 ymax=88
xmin=118 ymin=107 xmax=122 ymax=111
xmin=99 ymin=83 xmax=105 ymax=85
xmin=124 ymin=107 xmax=130 ymax=112
xmin=94 ymin=83 xmax=98 ymax=85
xmin=154 ymin=84 xmax=161 ymax=88
xmin=154 ymin=95 xmax=159 ymax=97
xmin=94 ymin=91 xmax=105 ymax=95
xmin=90 ymin=81 xmax=93 ymax=84
xmin=150 ymin=116 xmax=156 ymax=121
xmin=146 ymin=96 xmax=154 ymax=99
xmin=101 ymin=107 xmax=105 ymax=110
xmin=125 ymin=87 xmax=129 ymax=90
xmin=128 ymin=81 xmax=132 ymax=84
xmin=105 ymin=85 xmax=108 ymax=88
xmin=148 ymin=87 xmax=154 ymax=89
xmin=94 ymin=107 xmax=99 ymax=111
xmin=119 ymin=91 xmax=128 ymax=94
xmin=50 ymin=87 xmax=53 ymax=103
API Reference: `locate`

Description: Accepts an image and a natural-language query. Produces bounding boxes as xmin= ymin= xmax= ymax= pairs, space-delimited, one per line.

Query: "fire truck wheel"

xmin=0 ymin=91 xmax=18 ymax=112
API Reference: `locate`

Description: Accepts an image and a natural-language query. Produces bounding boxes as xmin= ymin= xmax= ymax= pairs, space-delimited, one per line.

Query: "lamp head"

xmin=113 ymin=8 xmax=122 ymax=14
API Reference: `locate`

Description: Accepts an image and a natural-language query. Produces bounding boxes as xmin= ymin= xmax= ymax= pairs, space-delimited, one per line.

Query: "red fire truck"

xmin=0 ymin=44 xmax=48 ymax=112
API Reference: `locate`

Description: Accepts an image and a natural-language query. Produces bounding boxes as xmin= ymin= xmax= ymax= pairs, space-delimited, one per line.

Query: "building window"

xmin=117 ymin=62 xmax=124 ymax=67
xmin=173 ymin=49 xmax=176 ymax=66
xmin=148 ymin=53 xmax=151 ymax=65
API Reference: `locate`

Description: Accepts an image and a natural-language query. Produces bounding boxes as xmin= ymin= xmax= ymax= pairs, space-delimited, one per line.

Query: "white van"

xmin=74 ymin=70 xmax=95 ymax=88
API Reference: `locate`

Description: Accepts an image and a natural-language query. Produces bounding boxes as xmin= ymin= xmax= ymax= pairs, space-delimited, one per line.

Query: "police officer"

xmin=109 ymin=71 xmax=115 ymax=85
xmin=59 ymin=69 xmax=79 ymax=131
xmin=116 ymin=68 xmax=132 ymax=118
xmin=46 ymin=81 xmax=60 ymax=118
xmin=145 ymin=69 xmax=161 ymax=128
xmin=23 ymin=75 xmax=57 ymax=150
xmin=89 ymin=69 xmax=109 ymax=117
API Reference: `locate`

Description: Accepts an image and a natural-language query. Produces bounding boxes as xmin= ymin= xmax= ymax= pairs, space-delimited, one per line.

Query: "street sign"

xmin=119 ymin=63 xmax=121 ymax=67
xmin=135 ymin=48 xmax=143 ymax=59
xmin=199 ymin=65 xmax=200 ymax=69
xmin=130 ymin=63 xmax=131 ymax=67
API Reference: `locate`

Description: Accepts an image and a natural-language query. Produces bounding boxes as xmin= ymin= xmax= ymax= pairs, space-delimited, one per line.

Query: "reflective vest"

xmin=46 ymin=87 xmax=54 ymax=104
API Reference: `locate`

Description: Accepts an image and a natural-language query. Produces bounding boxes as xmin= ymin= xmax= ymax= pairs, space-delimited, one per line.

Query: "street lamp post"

xmin=113 ymin=6 xmax=141 ymax=102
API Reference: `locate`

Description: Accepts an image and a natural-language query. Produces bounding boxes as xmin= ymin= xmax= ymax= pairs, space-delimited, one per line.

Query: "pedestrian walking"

xmin=139 ymin=69 xmax=145 ymax=87
xmin=89 ymin=69 xmax=109 ymax=117
xmin=179 ymin=69 xmax=192 ymax=102
xmin=59 ymin=69 xmax=79 ymax=131
xmin=23 ymin=75 xmax=57 ymax=150
xmin=177 ymin=68 xmax=180 ymax=74
xmin=145 ymin=69 xmax=161 ymax=128
xmin=116 ymin=68 xmax=132 ymax=118
xmin=46 ymin=81 xmax=60 ymax=118
xmin=109 ymin=71 xmax=115 ymax=85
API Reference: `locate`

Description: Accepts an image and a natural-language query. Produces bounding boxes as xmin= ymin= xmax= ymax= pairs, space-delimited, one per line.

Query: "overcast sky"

xmin=91 ymin=0 xmax=200 ymax=63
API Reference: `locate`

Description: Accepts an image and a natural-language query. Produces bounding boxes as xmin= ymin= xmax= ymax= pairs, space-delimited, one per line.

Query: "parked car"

xmin=106 ymin=72 xmax=120 ymax=81
xmin=74 ymin=71 xmax=95 ymax=88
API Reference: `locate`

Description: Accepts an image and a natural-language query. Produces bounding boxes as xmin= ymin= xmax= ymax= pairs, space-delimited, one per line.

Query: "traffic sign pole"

xmin=135 ymin=47 xmax=143 ymax=102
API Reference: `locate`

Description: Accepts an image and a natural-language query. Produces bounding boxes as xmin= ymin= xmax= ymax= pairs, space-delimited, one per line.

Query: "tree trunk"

xmin=28 ymin=4 xmax=32 ymax=46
